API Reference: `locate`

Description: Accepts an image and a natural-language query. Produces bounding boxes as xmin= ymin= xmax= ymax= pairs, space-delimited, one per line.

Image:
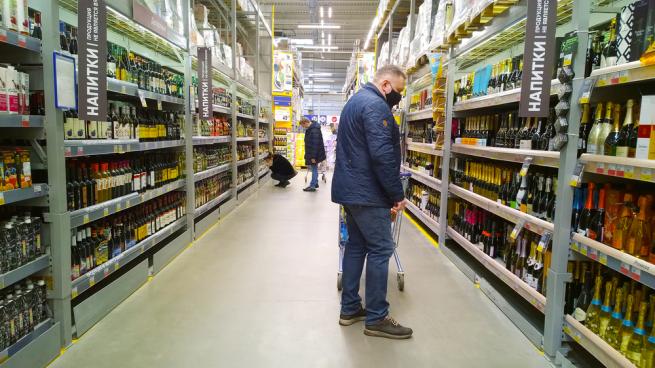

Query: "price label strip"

xmin=519 ymin=157 xmax=533 ymax=177
xmin=510 ymin=219 xmax=526 ymax=241
xmin=570 ymin=162 xmax=585 ymax=187
xmin=537 ymin=232 xmax=552 ymax=252
xmin=641 ymin=168 xmax=653 ymax=182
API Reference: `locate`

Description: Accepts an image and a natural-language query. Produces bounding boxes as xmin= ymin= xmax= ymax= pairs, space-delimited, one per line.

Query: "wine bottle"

xmin=578 ymin=183 xmax=595 ymax=236
xmin=586 ymin=275 xmax=603 ymax=332
xmin=587 ymin=187 xmax=606 ymax=242
xmin=604 ymin=103 xmax=622 ymax=156
xmin=613 ymin=193 xmax=634 ymax=251
xmin=626 ymin=196 xmax=650 ymax=258
xmin=517 ymin=174 xmax=528 ymax=213
xmin=571 ymin=187 xmax=583 ymax=230
xmin=604 ymin=288 xmax=624 ymax=348
xmin=626 ymin=301 xmax=648 ymax=364
xmin=597 ymin=102 xmax=615 ymax=155
xmin=598 ymin=281 xmax=614 ymax=338
xmin=600 ymin=18 xmax=619 ymax=68
xmin=620 ymin=294 xmax=636 ymax=353
xmin=616 ymin=99 xmax=634 ymax=158
xmin=578 ymin=103 xmax=591 ymax=157
xmin=586 ymin=103 xmax=604 ymax=154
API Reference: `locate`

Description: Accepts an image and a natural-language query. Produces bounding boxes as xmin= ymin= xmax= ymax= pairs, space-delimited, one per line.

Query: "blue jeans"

xmin=341 ymin=205 xmax=395 ymax=324
xmin=309 ymin=164 xmax=319 ymax=188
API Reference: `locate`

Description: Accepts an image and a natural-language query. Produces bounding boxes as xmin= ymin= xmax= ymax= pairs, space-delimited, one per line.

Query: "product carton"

xmin=0 ymin=67 xmax=8 ymax=113
xmin=6 ymin=67 xmax=19 ymax=114
xmin=636 ymin=95 xmax=655 ymax=160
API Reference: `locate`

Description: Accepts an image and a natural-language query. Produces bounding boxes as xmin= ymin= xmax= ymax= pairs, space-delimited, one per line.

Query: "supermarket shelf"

xmin=449 ymin=184 xmax=554 ymax=235
xmin=259 ymin=137 xmax=270 ymax=143
xmin=407 ymin=109 xmax=433 ymax=122
xmin=0 ymin=319 xmax=57 ymax=364
xmin=71 ymin=216 xmax=187 ymax=299
xmin=579 ymin=154 xmax=655 ymax=183
xmin=571 ymin=232 xmax=655 ymax=290
xmin=0 ymin=114 xmax=45 ymax=128
xmin=192 ymin=136 xmax=231 ymax=145
xmin=107 ymin=78 xmax=184 ymax=105
xmin=0 ymin=185 xmax=48 ymax=206
xmin=452 ymin=143 xmax=560 ymax=168
xmin=237 ymin=78 xmax=257 ymax=95
xmin=259 ymin=119 xmax=269 ymax=124
xmin=0 ymin=255 xmax=49 ymax=289
xmin=563 ymin=315 xmax=636 ymax=368
xmin=64 ymin=139 xmax=185 ymax=157
xmin=406 ymin=141 xmax=443 ymax=156
xmin=591 ymin=61 xmax=655 ymax=88
xmin=237 ymin=157 xmax=255 ymax=166
xmin=447 ymin=226 xmax=547 ymax=313
xmin=69 ymin=179 xmax=185 ymax=228
xmin=237 ymin=112 xmax=256 ymax=120
xmin=402 ymin=166 xmax=441 ymax=192
xmin=405 ymin=201 xmax=440 ymax=235
xmin=194 ymin=163 xmax=231 ymax=182
xmin=194 ymin=102 xmax=231 ymax=115
xmin=258 ymin=168 xmax=269 ymax=178
xmin=236 ymin=137 xmax=255 ymax=142
xmin=194 ymin=191 xmax=232 ymax=219
xmin=453 ymin=79 xmax=560 ymax=112
xmin=258 ymin=153 xmax=268 ymax=160
xmin=0 ymin=28 xmax=41 ymax=53
xmin=237 ymin=178 xmax=255 ymax=191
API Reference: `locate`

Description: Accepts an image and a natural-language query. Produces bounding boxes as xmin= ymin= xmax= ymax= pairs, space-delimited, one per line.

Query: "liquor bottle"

xmin=626 ymin=301 xmax=649 ymax=364
xmin=69 ymin=27 xmax=78 ymax=55
xmin=616 ymin=99 xmax=634 ymax=158
xmin=578 ymin=183 xmax=595 ymax=236
xmin=604 ymin=102 xmax=622 ymax=156
xmin=586 ymin=103 xmax=604 ymax=155
xmin=626 ymin=196 xmax=650 ymax=258
xmin=613 ymin=193 xmax=634 ymax=251
xmin=600 ymin=18 xmax=619 ymax=68
xmin=571 ymin=188 xmax=583 ymax=230
xmin=519 ymin=118 xmax=533 ymax=150
xmin=598 ymin=281 xmax=614 ymax=338
xmin=586 ymin=275 xmax=603 ymax=333
xmin=597 ymin=102 xmax=615 ymax=155
xmin=31 ymin=12 xmax=42 ymax=40
xmin=604 ymin=288 xmax=624 ymax=348
xmin=587 ymin=187 xmax=605 ymax=242
xmin=619 ymin=294 xmax=636 ymax=354
xmin=59 ymin=22 xmax=69 ymax=52
xmin=517 ymin=174 xmax=528 ymax=213
xmin=573 ymin=263 xmax=592 ymax=321
xmin=578 ymin=103 xmax=591 ymax=157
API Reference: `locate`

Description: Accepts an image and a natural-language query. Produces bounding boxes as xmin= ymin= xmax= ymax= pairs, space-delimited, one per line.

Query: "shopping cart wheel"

xmin=337 ymin=272 xmax=343 ymax=291
xmin=397 ymin=273 xmax=405 ymax=292
xmin=322 ymin=174 xmax=327 ymax=183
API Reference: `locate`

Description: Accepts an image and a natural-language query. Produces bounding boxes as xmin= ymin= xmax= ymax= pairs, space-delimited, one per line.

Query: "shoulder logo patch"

xmin=382 ymin=119 xmax=388 ymax=127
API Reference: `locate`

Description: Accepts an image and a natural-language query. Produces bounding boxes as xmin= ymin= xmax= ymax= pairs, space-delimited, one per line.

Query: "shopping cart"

xmin=337 ymin=172 xmax=412 ymax=292
xmin=304 ymin=160 xmax=329 ymax=184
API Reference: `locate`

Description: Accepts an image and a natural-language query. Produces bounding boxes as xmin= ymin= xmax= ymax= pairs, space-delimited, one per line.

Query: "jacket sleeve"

xmin=362 ymin=104 xmax=404 ymax=203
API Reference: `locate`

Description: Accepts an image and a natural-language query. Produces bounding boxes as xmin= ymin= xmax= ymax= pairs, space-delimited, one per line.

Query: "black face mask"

xmin=385 ymin=88 xmax=402 ymax=109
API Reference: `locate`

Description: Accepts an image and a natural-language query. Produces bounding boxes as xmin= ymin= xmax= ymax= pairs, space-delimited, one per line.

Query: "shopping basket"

xmin=337 ymin=172 xmax=412 ymax=292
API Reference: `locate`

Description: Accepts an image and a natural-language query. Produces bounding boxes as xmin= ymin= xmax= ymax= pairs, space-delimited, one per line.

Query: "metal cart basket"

xmin=337 ymin=173 xmax=412 ymax=291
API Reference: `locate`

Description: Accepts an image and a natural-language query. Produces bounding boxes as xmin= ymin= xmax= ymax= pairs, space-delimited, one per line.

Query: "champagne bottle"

xmin=604 ymin=288 xmax=624 ymax=348
xmin=599 ymin=281 xmax=614 ymax=338
xmin=616 ymin=100 xmax=634 ymax=158
xmin=626 ymin=196 xmax=650 ymax=258
xmin=613 ymin=193 xmax=635 ymax=251
xmin=578 ymin=103 xmax=591 ymax=157
xmin=627 ymin=301 xmax=648 ymax=364
xmin=620 ymin=294 xmax=636 ymax=354
xmin=600 ymin=18 xmax=619 ymax=68
xmin=641 ymin=320 xmax=655 ymax=368
xmin=597 ymin=102 xmax=615 ymax=155
xmin=587 ymin=103 xmax=604 ymax=155
xmin=578 ymin=183 xmax=595 ymax=236
xmin=587 ymin=187 xmax=606 ymax=242
xmin=586 ymin=275 xmax=603 ymax=333
xmin=604 ymin=102 xmax=623 ymax=156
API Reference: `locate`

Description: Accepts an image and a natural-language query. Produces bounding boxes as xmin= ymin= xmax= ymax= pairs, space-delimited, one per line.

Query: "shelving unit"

xmin=0 ymin=1 xmax=274 ymax=363
xmin=385 ymin=0 xmax=647 ymax=366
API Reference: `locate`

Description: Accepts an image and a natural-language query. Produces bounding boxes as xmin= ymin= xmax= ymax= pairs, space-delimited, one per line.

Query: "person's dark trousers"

xmin=309 ymin=164 xmax=319 ymax=188
xmin=341 ymin=205 xmax=395 ymax=324
xmin=271 ymin=172 xmax=293 ymax=185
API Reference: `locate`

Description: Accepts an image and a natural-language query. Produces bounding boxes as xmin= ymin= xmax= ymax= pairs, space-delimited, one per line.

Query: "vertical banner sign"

xmin=197 ymin=47 xmax=213 ymax=119
xmin=78 ymin=0 xmax=107 ymax=121
xmin=519 ymin=0 xmax=558 ymax=118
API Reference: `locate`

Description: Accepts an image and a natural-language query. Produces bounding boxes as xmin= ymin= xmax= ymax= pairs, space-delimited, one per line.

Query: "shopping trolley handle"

xmin=400 ymin=172 xmax=412 ymax=178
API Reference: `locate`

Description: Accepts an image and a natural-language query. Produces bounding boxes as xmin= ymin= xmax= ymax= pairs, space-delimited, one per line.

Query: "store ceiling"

xmin=260 ymin=0 xmax=378 ymax=93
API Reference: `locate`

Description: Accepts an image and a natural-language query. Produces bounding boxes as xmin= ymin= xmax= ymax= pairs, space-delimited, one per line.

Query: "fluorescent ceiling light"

xmin=363 ymin=15 xmax=380 ymax=50
xmin=322 ymin=31 xmax=325 ymax=39
xmin=320 ymin=6 xmax=324 ymax=18
xmin=287 ymin=38 xmax=314 ymax=45
xmin=322 ymin=38 xmax=325 ymax=46
xmin=329 ymin=7 xmax=332 ymax=18
xmin=328 ymin=34 xmax=332 ymax=46
xmin=312 ymin=79 xmax=335 ymax=83
xmin=307 ymin=72 xmax=333 ymax=77
xmin=298 ymin=24 xmax=341 ymax=29
xmin=295 ymin=45 xmax=338 ymax=50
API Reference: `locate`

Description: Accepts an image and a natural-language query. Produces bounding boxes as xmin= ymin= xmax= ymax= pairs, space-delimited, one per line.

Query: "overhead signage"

xmin=78 ymin=0 xmax=107 ymax=121
xmin=197 ymin=47 xmax=213 ymax=119
xmin=519 ymin=0 xmax=558 ymax=117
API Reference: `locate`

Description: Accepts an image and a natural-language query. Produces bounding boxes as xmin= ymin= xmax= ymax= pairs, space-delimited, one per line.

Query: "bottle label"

xmin=615 ymin=146 xmax=628 ymax=158
xmin=519 ymin=140 xmax=532 ymax=150
xmin=587 ymin=144 xmax=597 ymax=154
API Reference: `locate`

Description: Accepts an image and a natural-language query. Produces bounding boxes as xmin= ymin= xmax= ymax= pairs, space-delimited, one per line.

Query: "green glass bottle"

xmin=605 ymin=288 xmax=623 ymax=348
xmin=627 ymin=301 xmax=648 ymax=364
xmin=599 ymin=281 xmax=614 ymax=338
xmin=620 ymin=294 xmax=635 ymax=355
xmin=586 ymin=275 xmax=603 ymax=334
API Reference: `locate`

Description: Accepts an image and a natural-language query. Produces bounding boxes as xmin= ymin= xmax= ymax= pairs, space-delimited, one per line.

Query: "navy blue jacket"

xmin=304 ymin=121 xmax=326 ymax=163
xmin=331 ymin=83 xmax=403 ymax=208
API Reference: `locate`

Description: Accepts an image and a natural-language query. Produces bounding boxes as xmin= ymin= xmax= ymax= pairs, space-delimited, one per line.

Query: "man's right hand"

xmin=392 ymin=199 xmax=406 ymax=213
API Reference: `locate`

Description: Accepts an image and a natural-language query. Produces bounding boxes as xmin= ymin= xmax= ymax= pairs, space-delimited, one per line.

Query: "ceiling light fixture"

xmin=320 ymin=6 xmax=324 ymax=18
xmin=363 ymin=15 xmax=380 ymax=50
xmin=297 ymin=24 xmax=341 ymax=29
xmin=328 ymin=34 xmax=332 ymax=46
xmin=322 ymin=31 xmax=325 ymax=39
xmin=295 ymin=45 xmax=339 ymax=50
xmin=286 ymin=38 xmax=315 ymax=45
xmin=322 ymin=38 xmax=325 ymax=46
xmin=306 ymin=72 xmax=333 ymax=77
xmin=328 ymin=7 xmax=332 ymax=18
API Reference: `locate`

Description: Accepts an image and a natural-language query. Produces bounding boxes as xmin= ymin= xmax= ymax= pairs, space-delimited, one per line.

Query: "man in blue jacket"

xmin=332 ymin=65 xmax=412 ymax=339
xmin=300 ymin=118 xmax=326 ymax=192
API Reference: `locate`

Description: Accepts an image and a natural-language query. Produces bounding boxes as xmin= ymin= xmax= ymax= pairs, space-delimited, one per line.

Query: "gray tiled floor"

xmin=49 ymin=175 xmax=551 ymax=368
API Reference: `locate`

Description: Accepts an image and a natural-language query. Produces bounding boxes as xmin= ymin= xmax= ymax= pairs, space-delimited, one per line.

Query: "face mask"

xmin=384 ymin=85 xmax=402 ymax=109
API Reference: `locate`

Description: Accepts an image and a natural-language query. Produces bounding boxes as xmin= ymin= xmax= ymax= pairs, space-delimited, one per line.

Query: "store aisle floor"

xmin=49 ymin=175 xmax=551 ymax=368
